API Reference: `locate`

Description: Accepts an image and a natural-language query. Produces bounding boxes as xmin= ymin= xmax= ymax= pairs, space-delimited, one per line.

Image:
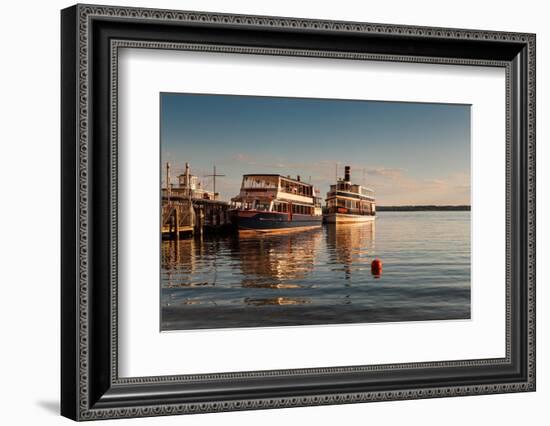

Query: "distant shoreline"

xmin=377 ymin=205 xmax=471 ymax=212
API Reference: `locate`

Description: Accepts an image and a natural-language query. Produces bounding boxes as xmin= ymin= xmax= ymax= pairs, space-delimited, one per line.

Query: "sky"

xmin=160 ymin=93 xmax=470 ymax=206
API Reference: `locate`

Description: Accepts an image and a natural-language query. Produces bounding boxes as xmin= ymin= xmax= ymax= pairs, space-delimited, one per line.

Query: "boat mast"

xmin=185 ymin=162 xmax=191 ymax=200
xmin=165 ymin=162 xmax=171 ymax=204
xmin=205 ymin=165 xmax=225 ymax=199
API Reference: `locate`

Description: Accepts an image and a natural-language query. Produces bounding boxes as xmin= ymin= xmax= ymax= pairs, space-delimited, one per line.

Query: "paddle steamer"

xmin=324 ymin=166 xmax=376 ymax=223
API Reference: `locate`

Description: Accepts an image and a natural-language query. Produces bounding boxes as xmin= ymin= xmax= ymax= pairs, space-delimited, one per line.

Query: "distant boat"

xmin=324 ymin=166 xmax=376 ymax=224
xmin=230 ymin=174 xmax=323 ymax=233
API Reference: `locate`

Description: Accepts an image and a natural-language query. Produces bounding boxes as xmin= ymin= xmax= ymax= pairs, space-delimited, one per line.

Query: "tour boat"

xmin=324 ymin=166 xmax=376 ymax=224
xmin=230 ymin=174 xmax=323 ymax=233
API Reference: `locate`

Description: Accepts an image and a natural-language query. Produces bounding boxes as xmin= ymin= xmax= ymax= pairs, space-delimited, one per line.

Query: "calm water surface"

xmin=161 ymin=212 xmax=470 ymax=330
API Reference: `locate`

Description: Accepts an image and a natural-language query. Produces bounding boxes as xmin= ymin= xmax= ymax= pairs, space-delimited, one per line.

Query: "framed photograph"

xmin=61 ymin=4 xmax=536 ymax=421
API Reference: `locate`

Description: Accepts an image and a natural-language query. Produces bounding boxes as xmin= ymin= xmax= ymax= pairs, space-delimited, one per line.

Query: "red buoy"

xmin=371 ymin=258 xmax=383 ymax=276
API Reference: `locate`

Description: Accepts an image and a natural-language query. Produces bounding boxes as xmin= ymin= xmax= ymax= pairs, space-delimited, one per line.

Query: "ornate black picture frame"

xmin=61 ymin=4 xmax=536 ymax=421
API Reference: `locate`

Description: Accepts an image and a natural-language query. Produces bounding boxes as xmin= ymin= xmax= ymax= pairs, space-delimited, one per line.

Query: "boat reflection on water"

xmin=161 ymin=212 xmax=472 ymax=331
xmin=160 ymin=226 xmax=324 ymax=290
xmin=161 ymin=238 xmax=198 ymax=289
xmin=237 ymin=227 xmax=323 ymax=287
xmin=161 ymin=223 xmax=375 ymax=288
xmin=160 ymin=227 xmax=324 ymax=314
xmin=244 ymin=296 xmax=311 ymax=306
xmin=325 ymin=222 xmax=376 ymax=281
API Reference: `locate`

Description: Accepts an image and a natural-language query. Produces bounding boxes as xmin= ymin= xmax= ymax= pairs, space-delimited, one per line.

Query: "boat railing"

xmin=326 ymin=190 xmax=375 ymax=201
xmin=326 ymin=206 xmax=376 ymax=216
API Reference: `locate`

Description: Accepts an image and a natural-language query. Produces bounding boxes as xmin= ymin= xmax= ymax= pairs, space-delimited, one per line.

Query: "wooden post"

xmin=169 ymin=210 xmax=174 ymax=239
xmin=174 ymin=208 xmax=179 ymax=240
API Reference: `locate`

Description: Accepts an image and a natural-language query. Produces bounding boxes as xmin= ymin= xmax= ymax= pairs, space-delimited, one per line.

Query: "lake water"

xmin=161 ymin=211 xmax=470 ymax=331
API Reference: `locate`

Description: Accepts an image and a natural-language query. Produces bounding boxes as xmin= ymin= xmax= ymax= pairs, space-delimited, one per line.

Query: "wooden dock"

xmin=161 ymin=162 xmax=233 ymax=239
xmin=161 ymin=198 xmax=194 ymax=239
xmin=161 ymin=196 xmax=233 ymax=240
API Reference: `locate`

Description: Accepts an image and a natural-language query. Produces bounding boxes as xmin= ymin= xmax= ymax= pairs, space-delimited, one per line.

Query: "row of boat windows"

xmin=327 ymin=198 xmax=374 ymax=210
xmin=280 ymin=182 xmax=313 ymax=197
xmin=331 ymin=183 xmax=374 ymax=197
xmin=242 ymin=177 xmax=314 ymax=197
xmin=273 ymin=202 xmax=315 ymax=215
xmin=239 ymin=201 xmax=315 ymax=215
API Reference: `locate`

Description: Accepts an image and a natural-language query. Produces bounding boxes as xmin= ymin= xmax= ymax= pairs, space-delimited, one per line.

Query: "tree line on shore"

xmin=377 ymin=205 xmax=470 ymax=211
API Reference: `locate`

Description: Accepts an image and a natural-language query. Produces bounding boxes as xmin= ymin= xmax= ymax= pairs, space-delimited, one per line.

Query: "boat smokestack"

xmin=296 ymin=175 xmax=301 ymax=181
xmin=344 ymin=166 xmax=351 ymax=182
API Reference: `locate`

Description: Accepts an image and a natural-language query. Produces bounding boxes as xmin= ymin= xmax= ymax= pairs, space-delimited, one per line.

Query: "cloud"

xmin=359 ymin=168 xmax=470 ymax=205
xmin=233 ymin=153 xmax=255 ymax=163
xmin=423 ymin=178 xmax=447 ymax=188
xmin=364 ymin=167 xmax=406 ymax=179
xmin=454 ymin=184 xmax=470 ymax=191
xmin=209 ymin=154 xmax=470 ymax=205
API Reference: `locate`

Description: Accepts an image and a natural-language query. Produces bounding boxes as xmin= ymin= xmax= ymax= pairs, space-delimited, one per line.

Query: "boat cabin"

xmin=231 ymin=174 xmax=322 ymax=216
xmin=325 ymin=166 xmax=376 ymax=217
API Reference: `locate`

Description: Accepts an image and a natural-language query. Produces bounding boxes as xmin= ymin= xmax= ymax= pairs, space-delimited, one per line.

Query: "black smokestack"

xmin=344 ymin=166 xmax=351 ymax=182
xmin=296 ymin=175 xmax=301 ymax=181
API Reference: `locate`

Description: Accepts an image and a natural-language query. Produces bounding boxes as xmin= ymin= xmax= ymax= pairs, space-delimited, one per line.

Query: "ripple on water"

xmin=161 ymin=212 xmax=471 ymax=330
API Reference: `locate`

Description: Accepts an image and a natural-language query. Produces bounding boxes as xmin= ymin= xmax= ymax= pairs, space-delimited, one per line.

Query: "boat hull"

xmin=323 ymin=213 xmax=376 ymax=224
xmin=231 ymin=210 xmax=322 ymax=233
